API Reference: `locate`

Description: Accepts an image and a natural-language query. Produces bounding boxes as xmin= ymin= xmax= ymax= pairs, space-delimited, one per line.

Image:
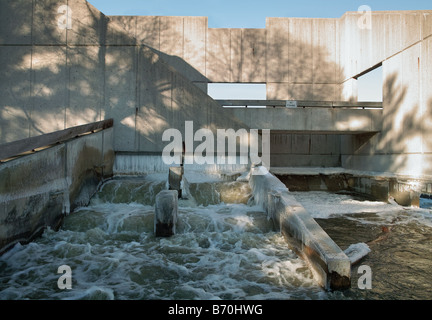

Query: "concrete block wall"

xmin=119 ymin=11 xmax=431 ymax=174
xmin=265 ymin=18 xmax=341 ymax=102
xmin=0 ymin=0 xmax=109 ymax=144
xmin=270 ymin=133 xmax=341 ymax=168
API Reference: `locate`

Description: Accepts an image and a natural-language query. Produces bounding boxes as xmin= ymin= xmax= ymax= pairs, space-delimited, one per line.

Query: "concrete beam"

xmin=231 ymin=108 xmax=382 ymax=134
xmin=249 ymin=167 xmax=351 ymax=290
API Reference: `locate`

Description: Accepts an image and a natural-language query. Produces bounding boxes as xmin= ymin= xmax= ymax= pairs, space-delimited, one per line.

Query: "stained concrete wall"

xmin=1 ymin=1 xmax=431 ymax=176
xmin=0 ymin=0 xmax=247 ymax=155
xmin=0 ymin=127 xmax=114 ymax=254
xmin=339 ymin=11 xmax=432 ymax=177
xmin=117 ymin=12 xmax=431 ymax=174
xmin=115 ymin=16 xmax=342 ymax=101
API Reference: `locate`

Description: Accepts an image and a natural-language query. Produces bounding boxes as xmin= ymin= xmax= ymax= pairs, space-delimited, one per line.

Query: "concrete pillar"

xmin=169 ymin=166 xmax=184 ymax=198
xmin=154 ymin=190 xmax=178 ymax=237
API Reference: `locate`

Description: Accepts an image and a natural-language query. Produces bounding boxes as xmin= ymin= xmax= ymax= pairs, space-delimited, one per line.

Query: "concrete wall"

xmin=340 ymin=11 xmax=432 ymax=177
xmin=0 ymin=0 xmax=247 ymax=155
xmin=117 ymin=12 xmax=431 ymax=174
xmin=0 ymin=127 xmax=114 ymax=254
xmin=1 ymin=1 xmax=431 ymax=176
xmin=115 ymin=16 xmax=342 ymax=101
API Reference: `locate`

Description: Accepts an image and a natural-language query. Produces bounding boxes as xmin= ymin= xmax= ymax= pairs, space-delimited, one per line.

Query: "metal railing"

xmin=0 ymin=119 xmax=114 ymax=161
xmin=215 ymin=100 xmax=383 ymax=109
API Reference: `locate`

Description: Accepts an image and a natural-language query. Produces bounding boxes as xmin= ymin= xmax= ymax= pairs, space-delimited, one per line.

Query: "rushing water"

xmin=0 ymin=175 xmax=431 ymax=300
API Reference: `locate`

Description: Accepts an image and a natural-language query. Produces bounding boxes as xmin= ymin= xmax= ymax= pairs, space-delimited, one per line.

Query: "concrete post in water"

xmin=154 ymin=190 xmax=178 ymax=237
xmin=169 ymin=166 xmax=184 ymax=198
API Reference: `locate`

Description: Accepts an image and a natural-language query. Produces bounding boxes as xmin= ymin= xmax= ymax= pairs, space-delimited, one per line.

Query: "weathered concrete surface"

xmin=168 ymin=166 xmax=183 ymax=197
xmin=231 ymin=107 xmax=382 ymax=134
xmin=249 ymin=167 xmax=351 ymax=290
xmin=154 ymin=190 xmax=178 ymax=237
xmin=0 ymin=0 xmax=247 ymax=154
xmin=0 ymin=127 xmax=114 ymax=254
xmin=271 ymin=166 xmax=423 ymax=207
xmin=1 ymin=1 xmax=431 ymax=176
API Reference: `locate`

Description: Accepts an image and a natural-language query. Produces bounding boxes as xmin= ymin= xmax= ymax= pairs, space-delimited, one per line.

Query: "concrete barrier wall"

xmin=249 ymin=167 xmax=351 ymax=290
xmin=0 ymin=127 xmax=114 ymax=254
xmin=271 ymin=167 xmax=423 ymax=207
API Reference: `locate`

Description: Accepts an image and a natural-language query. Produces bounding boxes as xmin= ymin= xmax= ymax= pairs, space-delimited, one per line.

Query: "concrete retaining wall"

xmin=1 ymin=1 xmax=431 ymax=177
xmin=0 ymin=127 xmax=114 ymax=254
xmin=249 ymin=167 xmax=351 ymax=290
xmin=271 ymin=167 xmax=424 ymax=207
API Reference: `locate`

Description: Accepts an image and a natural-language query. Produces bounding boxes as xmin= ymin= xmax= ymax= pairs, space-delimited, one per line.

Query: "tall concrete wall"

xmin=339 ymin=11 xmax=432 ymax=177
xmin=1 ymin=1 xmax=431 ymax=176
xmin=0 ymin=0 xmax=247 ymax=155
xmin=113 ymin=15 xmax=345 ymax=168
xmin=115 ymin=15 xmax=342 ymax=101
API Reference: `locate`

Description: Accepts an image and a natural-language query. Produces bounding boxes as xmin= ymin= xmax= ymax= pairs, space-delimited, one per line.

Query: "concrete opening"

xmin=356 ymin=64 xmax=383 ymax=103
xmin=208 ymin=83 xmax=267 ymax=108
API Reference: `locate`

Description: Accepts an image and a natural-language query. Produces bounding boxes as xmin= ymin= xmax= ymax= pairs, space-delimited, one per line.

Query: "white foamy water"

xmin=2 ymin=177 xmax=431 ymax=300
xmin=291 ymin=191 xmax=432 ymax=227
xmin=0 ymin=177 xmax=322 ymax=300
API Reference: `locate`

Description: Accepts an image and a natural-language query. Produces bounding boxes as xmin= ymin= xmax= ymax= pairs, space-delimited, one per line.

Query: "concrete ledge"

xmin=0 ymin=128 xmax=114 ymax=255
xmin=271 ymin=166 xmax=426 ymax=206
xmin=249 ymin=167 xmax=351 ymax=290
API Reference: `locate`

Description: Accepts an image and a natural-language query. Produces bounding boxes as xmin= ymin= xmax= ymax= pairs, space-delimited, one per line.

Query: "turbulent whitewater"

xmin=1 ymin=175 xmax=431 ymax=300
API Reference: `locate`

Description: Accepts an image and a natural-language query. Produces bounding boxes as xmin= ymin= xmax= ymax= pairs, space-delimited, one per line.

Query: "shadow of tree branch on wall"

xmin=348 ymin=70 xmax=432 ymax=177
xmin=0 ymin=0 xmax=108 ymax=144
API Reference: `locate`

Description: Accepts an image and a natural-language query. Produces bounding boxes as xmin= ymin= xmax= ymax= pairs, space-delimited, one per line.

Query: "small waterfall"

xmin=114 ymin=154 xmax=250 ymax=176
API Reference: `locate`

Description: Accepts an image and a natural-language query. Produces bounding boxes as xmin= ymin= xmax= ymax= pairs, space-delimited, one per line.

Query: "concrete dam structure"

xmin=1 ymin=0 xmax=432 ymax=293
